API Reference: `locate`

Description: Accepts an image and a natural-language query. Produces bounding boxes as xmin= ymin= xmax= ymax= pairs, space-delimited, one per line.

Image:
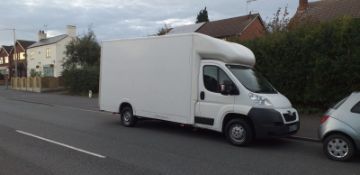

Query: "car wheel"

xmin=120 ymin=106 xmax=137 ymax=127
xmin=323 ymin=134 xmax=355 ymax=161
xmin=225 ymin=119 xmax=253 ymax=146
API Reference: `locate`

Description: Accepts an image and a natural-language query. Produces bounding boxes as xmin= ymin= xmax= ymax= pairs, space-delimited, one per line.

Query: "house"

xmin=167 ymin=22 xmax=205 ymax=34
xmin=11 ymin=40 xmax=36 ymax=77
xmin=27 ymin=25 xmax=76 ymax=77
xmin=0 ymin=46 xmax=13 ymax=77
xmin=291 ymin=0 xmax=360 ymax=25
xmin=167 ymin=13 xmax=266 ymax=41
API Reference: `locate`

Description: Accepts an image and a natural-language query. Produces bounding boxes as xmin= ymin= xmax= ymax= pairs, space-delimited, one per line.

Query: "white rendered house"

xmin=27 ymin=25 xmax=76 ymax=77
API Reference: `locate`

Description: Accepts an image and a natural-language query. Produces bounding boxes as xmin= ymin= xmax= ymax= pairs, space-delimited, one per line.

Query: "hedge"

xmin=237 ymin=17 xmax=360 ymax=110
xmin=62 ymin=66 xmax=99 ymax=94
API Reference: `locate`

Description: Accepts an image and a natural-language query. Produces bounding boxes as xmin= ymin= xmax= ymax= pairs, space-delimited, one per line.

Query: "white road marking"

xmin=16 ymin=130 xmax=106 ymax=158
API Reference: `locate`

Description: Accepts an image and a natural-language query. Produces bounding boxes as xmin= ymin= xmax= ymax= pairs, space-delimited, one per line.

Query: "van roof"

xmin=102 ymin=33 xmax=256 ymax=67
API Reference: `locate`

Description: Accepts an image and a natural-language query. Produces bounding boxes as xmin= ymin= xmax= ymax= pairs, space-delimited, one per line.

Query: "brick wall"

xmin=239 ymin=18 xmax=266 ymax=41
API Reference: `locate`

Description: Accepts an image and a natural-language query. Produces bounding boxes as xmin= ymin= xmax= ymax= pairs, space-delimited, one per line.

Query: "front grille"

xmin=283 ymin=112 xmax=297 ymax=122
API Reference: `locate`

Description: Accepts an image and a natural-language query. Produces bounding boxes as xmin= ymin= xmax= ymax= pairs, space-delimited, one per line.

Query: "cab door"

xmin=195 ymin=63 xmax=237 ymax=128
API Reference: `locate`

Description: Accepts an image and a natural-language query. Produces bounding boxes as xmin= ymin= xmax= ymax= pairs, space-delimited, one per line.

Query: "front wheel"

xmin=323 ymin=134 xmax=355 ymax=161
xmin=225 ymin=119 xmax=253 ymax=146
xmin=120 ymin=106 xmax=137 ymax=127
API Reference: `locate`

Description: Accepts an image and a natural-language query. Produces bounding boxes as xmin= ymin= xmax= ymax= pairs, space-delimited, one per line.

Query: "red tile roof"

xmin=293 ymin=0 xmax=360 ymax=23
xmin=196 ymin=14 xmax=263 ymax=38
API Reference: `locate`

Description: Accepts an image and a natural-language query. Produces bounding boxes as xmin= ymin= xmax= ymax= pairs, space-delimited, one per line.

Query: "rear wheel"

xmin=225 ymin=119 xmax=253 ymax=146
xmin=323 ymin=134 xmax=355 ymax=161
xmin=120 ymin=106 xmax=137 ymax=127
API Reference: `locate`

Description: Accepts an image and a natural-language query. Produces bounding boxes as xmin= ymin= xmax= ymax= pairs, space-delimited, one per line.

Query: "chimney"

xmin=298 ymin=0 xmax=309 ymax=11
xmin=66 ymin=25 xmax=76 ymax=37
xmin=38 ymin=30 xmax=47 ymax=41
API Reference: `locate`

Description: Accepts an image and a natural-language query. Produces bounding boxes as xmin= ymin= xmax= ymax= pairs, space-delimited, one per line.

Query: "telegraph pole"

xmin=13 ymin=29 xmax=17 ymax=77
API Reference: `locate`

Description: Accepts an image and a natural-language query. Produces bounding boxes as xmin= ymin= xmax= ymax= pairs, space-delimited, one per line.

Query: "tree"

xmin=196 ymin=7 xmax=209 ymax=23
xmin=156 ymin=24 xmax=171 ymax=36
xmin=63 ymin=29 xmax=100 ymax=70
xmin=62 ymin=28 xmax=101 ymax=94
xmin=241 ymin=17 xmax=360 ymax=112
xmin=267 ymin=6 xmax=290 ymax=33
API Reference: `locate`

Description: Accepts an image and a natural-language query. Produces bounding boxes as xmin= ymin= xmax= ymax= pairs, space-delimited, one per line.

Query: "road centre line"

xmin=16 ymin=130 xmax=106 ymax=159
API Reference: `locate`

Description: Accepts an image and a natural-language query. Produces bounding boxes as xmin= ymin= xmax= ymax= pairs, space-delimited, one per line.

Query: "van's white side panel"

xmin=100 ymin=33 xmax=257 ymax=127
xmin=100 ymin=36 xmax=193 ymax=124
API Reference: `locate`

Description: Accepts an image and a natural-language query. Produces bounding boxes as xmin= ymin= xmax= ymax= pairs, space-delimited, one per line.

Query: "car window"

xmin=203 ymin=65 xmax=234 ymax=93
xmin=203 ymin=66 xmax=219 ymax=93
xmin=219 ymin=68 xmax=231 ymax=85
xmin=351 ymin=101 xmax=360 ymax=114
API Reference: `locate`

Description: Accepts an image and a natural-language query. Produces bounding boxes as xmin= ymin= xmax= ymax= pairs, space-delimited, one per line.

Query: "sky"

xmin=0 ymin=0 xmax=308 ymax=45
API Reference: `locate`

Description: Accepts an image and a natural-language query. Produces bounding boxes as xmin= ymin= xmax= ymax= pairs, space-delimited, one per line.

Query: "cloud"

xmin=47 ymin=30 xmax=63 ymax=37
xmin=156 ymin=18 xmax=194 ymax=27
xmin=0 ymin=0 xmax=301 ymax=45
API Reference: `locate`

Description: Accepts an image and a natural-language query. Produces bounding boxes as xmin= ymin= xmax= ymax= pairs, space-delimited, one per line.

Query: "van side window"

xmin=351 ymin=101 xmax=360 ymax=114
xmin=203 ymin=65 xmax=234 ymax=93
xmin=203 ymin=66 xmax=218 ymax=93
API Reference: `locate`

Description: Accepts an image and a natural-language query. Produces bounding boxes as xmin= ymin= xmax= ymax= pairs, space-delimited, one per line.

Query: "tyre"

xmin=323 ymin=134 xmax=355 ymax=161
xmin=120 ymin=106 xmax=137 ymax=127
xmin=225 ymin=119 xmax=253 ymax=146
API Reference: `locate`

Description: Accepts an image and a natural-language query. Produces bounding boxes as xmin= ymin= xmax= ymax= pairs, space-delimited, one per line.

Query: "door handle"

xmin=200 ymin=91 xmax=205 ymax=100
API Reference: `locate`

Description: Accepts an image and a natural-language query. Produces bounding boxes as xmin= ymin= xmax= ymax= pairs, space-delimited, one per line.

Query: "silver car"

xmin=319 ymin=92 xmax=360 ymax=161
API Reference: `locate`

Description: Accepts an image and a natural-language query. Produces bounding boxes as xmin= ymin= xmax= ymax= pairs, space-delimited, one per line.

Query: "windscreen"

xmin=226 ymin=64 xmax=277 ymax=94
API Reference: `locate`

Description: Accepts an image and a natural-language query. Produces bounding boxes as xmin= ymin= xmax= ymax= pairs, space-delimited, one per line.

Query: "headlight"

xmin=248 ymin=93 xmax=272 ymax=106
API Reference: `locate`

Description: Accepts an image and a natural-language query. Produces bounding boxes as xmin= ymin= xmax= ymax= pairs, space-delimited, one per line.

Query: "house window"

xmin=19 ymin=52 xmax=26 ymax=60
xmin=4 ymin=56 xmax=8 ymax=63
xmin=43 ymin=65 xmax=54 ymax=77
xmin=0 ymin=57 xmax=3 ymax=64
xmin=46 ymin=48 xmax=51 ymax=58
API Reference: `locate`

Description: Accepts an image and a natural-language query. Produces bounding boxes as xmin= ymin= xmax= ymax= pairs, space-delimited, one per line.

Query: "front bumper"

xmin=248 ymin=108 xmax=300 ymax=139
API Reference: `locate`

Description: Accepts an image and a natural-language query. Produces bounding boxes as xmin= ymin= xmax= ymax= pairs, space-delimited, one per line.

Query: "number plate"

xmin=289 ymin=124 xmax=298 ymax=132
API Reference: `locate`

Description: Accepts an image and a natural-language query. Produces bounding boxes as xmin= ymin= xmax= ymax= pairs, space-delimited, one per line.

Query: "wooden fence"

xmin=11 ymin=77 xmax=64 ymax=92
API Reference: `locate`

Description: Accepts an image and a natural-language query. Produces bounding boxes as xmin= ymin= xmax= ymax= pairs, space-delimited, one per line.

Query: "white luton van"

xmin=100 ymin=33 xmax=299 ymax=146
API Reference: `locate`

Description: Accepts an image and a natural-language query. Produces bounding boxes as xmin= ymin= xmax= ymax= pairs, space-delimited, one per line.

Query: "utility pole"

xmin=13 ymin=29 xmax=17 ymax=77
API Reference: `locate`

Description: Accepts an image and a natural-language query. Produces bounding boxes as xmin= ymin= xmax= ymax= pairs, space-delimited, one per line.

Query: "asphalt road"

xmin=0 ymin=96 xmax=359 ymax=175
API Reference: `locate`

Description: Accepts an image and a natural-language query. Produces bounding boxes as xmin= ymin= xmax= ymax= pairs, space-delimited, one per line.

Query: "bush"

xmin=236 ymin=17 xmax=360 ymax=110
xmin=62 ymin=66 xmax=99 ymax=94
xmin=0 ymin=73 xmax=4 ymax=80
xmin=30 ymin=69 xmax=42 ymax=77
xmin=62 ymin=29 xmax=100 ymax=95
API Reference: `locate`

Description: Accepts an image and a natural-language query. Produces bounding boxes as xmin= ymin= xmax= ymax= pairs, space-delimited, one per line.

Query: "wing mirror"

xmin=220 ymin=80 xmax=239 ymax=95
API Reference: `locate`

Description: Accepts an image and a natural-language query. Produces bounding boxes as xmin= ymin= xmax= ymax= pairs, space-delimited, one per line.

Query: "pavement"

xmin=0 ymin=86 xmax=98 ymax=111
xmin=0 ymin=86 xmax=359 ymax=175
xmin=0 ymin=86 xmax=321 ymax=140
